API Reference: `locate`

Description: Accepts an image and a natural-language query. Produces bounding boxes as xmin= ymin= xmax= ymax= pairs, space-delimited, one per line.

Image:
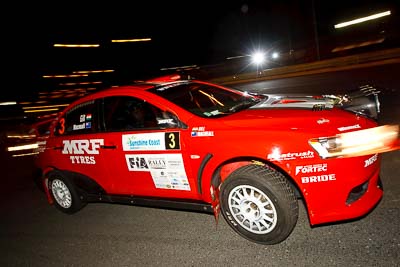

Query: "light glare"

xmin=24 ymin=108 xmax=59 ymax=113
xmin=0 ymin=101 xmax=17 ymax=106
xmin=111 ymin=38 xmax=151 ymax=43
xmin=54 ymin=44 xmax=100 ymax=48
xmin=43 ymin=74 xmax=88 ymax=78
xmin=310 ymin=125 xmax=399 ymax=158
xmin=251 ymin=52 xmax=266 ymax=65
xmin=334 ymin=10 xmax=391 ymax=29
xmin=8 ymin=143 xmax=39 ymax=152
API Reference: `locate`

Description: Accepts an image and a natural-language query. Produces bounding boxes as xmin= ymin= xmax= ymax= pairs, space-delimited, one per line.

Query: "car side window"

xmin=102 ymin=96 xmax=168 ymax=132
xmin=55 ymin=100 xmax=98 ymax=136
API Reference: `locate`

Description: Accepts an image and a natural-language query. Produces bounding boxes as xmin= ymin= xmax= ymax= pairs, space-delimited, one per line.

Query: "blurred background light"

xmin=334 ymin=10 xmax=391 ymax=28
xmin=53 ymin=44 xmax=100 ymax=48
xmin=0 ymin=101 xmax=17 ymax=106
xmin=111 ymin=38 xmax=151 ymax=43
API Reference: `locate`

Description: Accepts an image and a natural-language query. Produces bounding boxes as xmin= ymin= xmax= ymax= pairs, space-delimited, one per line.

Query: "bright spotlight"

xmin=271 ymin=52 xmax=279 ymax=59
xmin=251 ymin=52 xmax=266 ymax=65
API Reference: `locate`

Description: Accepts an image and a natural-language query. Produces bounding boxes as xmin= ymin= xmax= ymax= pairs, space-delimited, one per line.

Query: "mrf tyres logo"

xmin=62 ymin=139 xmax=104 ymax=164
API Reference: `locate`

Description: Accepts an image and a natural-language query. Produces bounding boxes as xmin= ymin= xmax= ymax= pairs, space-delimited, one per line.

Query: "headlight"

xmin=309 ymin=125 xmax=399 ymax=158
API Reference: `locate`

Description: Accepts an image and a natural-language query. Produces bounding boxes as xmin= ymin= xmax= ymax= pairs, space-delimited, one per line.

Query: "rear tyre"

xmin=48 ymin=172 xmax=86 ymax=214
xmin=220 ymin=164 xmax=298 ymax=245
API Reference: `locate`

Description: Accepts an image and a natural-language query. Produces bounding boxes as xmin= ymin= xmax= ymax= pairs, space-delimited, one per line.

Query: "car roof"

xmin=60 ymin=75 xmax=192 ymax=112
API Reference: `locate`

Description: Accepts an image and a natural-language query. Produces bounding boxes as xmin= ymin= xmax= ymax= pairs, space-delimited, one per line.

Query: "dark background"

xmin=3 ymin=0 xmax=399 ymax=102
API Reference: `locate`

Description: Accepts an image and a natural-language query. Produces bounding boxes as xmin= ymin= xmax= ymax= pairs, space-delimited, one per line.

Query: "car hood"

xmin=218 ymin=86 xmax=380 ymax=134
xmin=219 ymin=104 xmax=374 ymax=135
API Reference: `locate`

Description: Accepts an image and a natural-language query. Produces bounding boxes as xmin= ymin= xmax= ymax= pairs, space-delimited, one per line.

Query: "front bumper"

xmin=308 ymin=166 xmax=382 ymax=225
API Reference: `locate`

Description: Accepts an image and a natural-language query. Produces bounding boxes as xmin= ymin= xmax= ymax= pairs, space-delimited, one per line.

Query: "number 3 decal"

xmin=168 ymin=133 xmax=176 ymax=148
xmin=58 ymin=118 xmax=65 ymax=135
xmin=166 ymin=132 xmax=180 ymax=149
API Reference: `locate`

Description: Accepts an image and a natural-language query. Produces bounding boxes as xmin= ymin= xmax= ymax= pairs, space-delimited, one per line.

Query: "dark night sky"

xmin=3 ymin=0 xmax=399 ymax=102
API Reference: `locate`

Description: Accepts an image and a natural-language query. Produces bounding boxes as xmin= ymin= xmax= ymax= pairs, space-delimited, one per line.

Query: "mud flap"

xmin=43 ymin=176 xmax=54 ymax=204
xmin=210 ymin=184 xmax=220 ymax=226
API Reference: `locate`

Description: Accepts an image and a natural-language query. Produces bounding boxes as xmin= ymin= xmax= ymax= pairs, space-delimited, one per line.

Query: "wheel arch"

xmin=210 ymin=157 xmax=302 ymax=199
xmin=42 ymin=167 xmax=106 ymax=204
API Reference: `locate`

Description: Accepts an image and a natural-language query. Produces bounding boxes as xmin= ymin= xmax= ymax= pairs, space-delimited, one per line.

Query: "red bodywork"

xmin=35 ymin=78 xmax=388 ymax=226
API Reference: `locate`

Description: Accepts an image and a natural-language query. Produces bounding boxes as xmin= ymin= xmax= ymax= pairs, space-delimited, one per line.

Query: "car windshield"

xmin=150 ymin=82 xmax=264 ymax=118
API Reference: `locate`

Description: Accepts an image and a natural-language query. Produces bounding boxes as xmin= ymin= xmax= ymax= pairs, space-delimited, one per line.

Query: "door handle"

xmin=101 ymin=145 xmax=117 ymax=149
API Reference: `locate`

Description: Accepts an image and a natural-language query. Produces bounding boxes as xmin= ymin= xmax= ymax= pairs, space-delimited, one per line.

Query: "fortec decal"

xmin=295 ymin=163 xmax=327 ymax=175
xmin=364 ymin=154 xmax=378 ymax=167
xmin=62 ymin=139 xmax=104 ymax=164
xmin=267 ymin=150 xmax=314 ymax=161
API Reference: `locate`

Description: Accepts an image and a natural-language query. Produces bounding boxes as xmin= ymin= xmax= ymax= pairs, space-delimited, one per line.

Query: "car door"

xmin=49 ymin=99 xmax=115 ymax=191
xmin=99 ymin=95 xmax=198 ymax=199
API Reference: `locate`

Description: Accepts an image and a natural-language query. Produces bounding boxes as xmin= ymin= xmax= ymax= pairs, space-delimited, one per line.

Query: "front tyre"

xmin=220 ymin=164 xmax=298 ymax=245
xmin=48 ymin=172 xmax=86 ymax=214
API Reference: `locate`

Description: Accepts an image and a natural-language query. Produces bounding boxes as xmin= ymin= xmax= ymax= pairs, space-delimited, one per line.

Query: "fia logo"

xmin=128 ymin=156 xmax=149 ymax=170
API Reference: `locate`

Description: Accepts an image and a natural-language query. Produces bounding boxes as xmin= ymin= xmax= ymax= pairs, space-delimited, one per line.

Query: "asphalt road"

xmin=0 ymin=63 xmax=399 ymax=267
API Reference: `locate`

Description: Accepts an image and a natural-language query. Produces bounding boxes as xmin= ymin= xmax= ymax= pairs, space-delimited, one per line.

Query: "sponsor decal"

xmin=301 ymin=174 xmax=336 ymax=183
xmin=128 ymin=156 xmax=149 ymax=170
xmin=73 ymin=123 xmax=86 ymax=130
xmin=85 ymin=122 xmax=91 ymax=129
xmin=157 ymin=118 xmax=174 ymax=124
xmin=147 ymin=157 xmax=167 ymax=169
xmin=267 ymin=150 xmax=314 ymax=161
xmin=338 ymin=124 xmax=361 ymax=132
xmin=86 ymin=114 xmax=92 ymax=121
xmin=317 ymin=118 xmax=330 ymax=124
xmin=125 ymin=154 xmax=190 ymax=190
xmin=122 ymin=132 xmax=180 ymax=151
xmin=364 ymin=154 xmax=378 ymax=167
xmin=79 ymin=114 xmax=86 ymax=123
xmin=191 ymin=126 xmax=214 ymax=137
xmin=191 ymin=131 xmax=214 ymax=137
xmin=225 ymin=211 xmax=238 ymax=226
xmin=156 ymin=82 xmax=190 ymax=92
xmin=62 ymin=139 xmax=104 ymax=164
xmin=295 ymin=163 xmax=328 ymax=175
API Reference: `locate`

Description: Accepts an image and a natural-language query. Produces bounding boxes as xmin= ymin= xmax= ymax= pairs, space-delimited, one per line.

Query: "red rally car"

xmin=35 ymin=75 xmax=399 ymax=245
